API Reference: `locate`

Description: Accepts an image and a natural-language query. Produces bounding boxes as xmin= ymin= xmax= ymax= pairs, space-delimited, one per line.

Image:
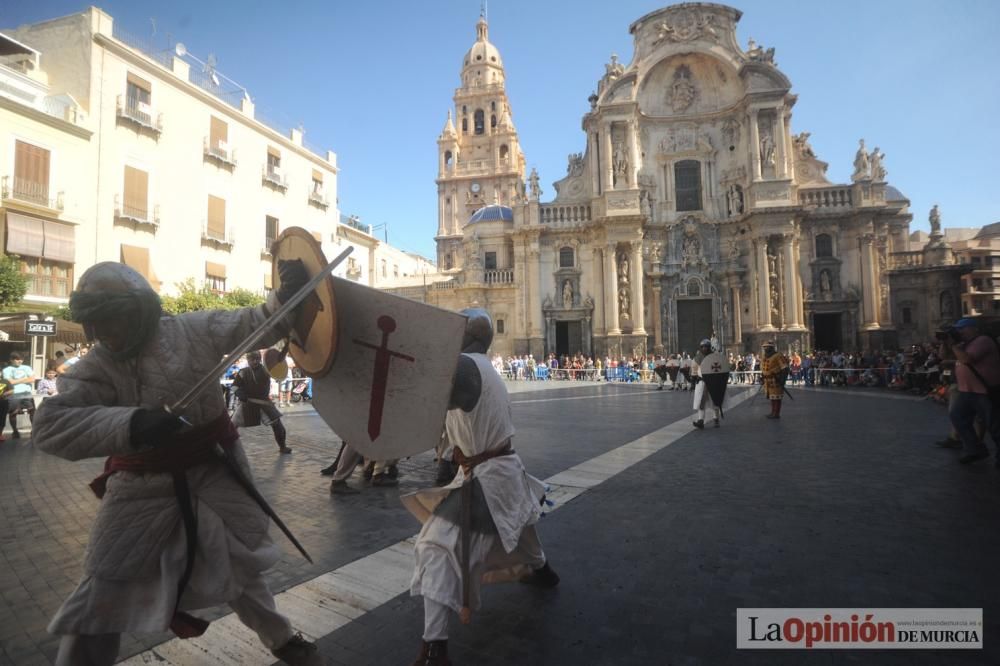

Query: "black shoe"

xmin=693 ymin=419 xmax=705 ymax=429
xmin=959 ymin=451 xmax=989 ymax=465
xmin=279 ymin=446 xmax=292 ymax=455
xmin=934 ymin=438 xmax=962 ymax=449
xmin=371 ymin=473 xmax=399 ymax=487
xmin=713 ymin=418 xmax=720 ymax=428
xmin=271 ymin=632 xmax=321 ymax=665
xmin=320 ymin=462 xmax=337 ymax=476
xmin=520 ymin=561 xmax=560 ymax=588
xmin=10 ymin=431 xmax=19 ymax=439
xmin=412 ymin=639 xmax=451 ymax=666
xmin=330 ymin=480 xmax=360 ymax=495
xmin=766 ymin=414 xmax=780 ymax=420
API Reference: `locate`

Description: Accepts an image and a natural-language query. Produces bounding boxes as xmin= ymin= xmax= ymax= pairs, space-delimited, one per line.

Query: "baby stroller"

xmin=290 ymin=377 xmax=312 ymax=403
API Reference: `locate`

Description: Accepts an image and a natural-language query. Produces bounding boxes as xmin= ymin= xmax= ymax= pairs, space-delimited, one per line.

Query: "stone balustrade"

xmin=540 ymin=203 xmax=592 ymax=227
xmin=484 ymin=269 xmax=515 ymax=285
xmin=889 ymin=251 xmax=924 ymax=269
xmin=799 ymin=186 xmax=853 ymax=209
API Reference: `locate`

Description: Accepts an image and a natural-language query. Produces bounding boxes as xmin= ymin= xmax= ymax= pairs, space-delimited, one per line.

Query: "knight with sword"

xmin=31 ymin=256 xmax=328 ymax=666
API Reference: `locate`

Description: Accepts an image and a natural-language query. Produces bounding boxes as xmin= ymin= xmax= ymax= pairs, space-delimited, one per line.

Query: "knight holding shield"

xmin=691 ymin=339 xmax=730 ymax=429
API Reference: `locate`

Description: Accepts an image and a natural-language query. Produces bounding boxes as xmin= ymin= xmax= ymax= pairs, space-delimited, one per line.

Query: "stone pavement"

xmin=1 ymin=380 xmax=999 ymax=665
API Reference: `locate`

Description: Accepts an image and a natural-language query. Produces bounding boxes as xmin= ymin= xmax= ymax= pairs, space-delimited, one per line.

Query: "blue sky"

xmin=5 ymin=1 xmax=999 ymax=259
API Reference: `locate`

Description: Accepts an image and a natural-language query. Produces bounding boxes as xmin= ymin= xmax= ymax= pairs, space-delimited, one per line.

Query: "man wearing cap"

xmin=404 ymin=308 xmax=558 ymax=666
xmin=232 ymin=350 xmax=291 ymax=454
xmin=941 ymin=317 xmax=1000 ymax=464
xmin=762 ymin=341 xmax=789 ymax=419
xmin=31 ymin=261 xmax=321 ymax=665
xmin=691 ymin=339 xmax=722 ymax=428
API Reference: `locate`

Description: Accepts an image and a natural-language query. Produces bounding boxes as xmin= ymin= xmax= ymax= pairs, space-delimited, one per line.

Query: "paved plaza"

xmin=1 ymin=380 xmax=998 ymax=665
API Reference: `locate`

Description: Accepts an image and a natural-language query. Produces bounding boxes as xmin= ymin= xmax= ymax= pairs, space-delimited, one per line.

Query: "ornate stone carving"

xmin=759 ymin=125 xmax=776 ymax=167
xmin=793 ymin=132 xmax=815 ymax=159
xmin=721 ymin=118 xmax=740 ymax=148
xmin=929 ymin=205 xmax=942 ymax=234
xmin=851 ymin=139 xmax=870 ymax=182
xmin=667 ymin=65 xmax=697 ymax=113
xmin=605 ymin=53 xmax=624 ymax=80
xmin=566 ymin=152 xmax=585 ymax=177
xmin=528 ymin=167 xmax=541 ymax=199
xmin=563 ymin=280 xmax=574 ymax=308
xmin=680 ymin=219 xmax=706 ymax=271
xmin=617 ymin=252 xmax=630 ymax=285
xmin=726 ymin=184 xmax=744 ymax=217
xmin=746 ymin=38 xmax=776 ymax=64
xmin=653 ymin=10 xmax=719 ymax=44
xmin=721 ymin=165 xmax=747 ymax=183
xmin=619 ymin=286 xmax=631 ymax=320
xmin=870 ymin=147 xmax=887 ymax=181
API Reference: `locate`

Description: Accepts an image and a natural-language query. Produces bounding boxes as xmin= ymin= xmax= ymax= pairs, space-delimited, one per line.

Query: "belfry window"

xmin=474 ymin=109 xmax=485 ymax=135
xmin=499 ymin=144 xmax=509 ymax=161
xmin=491 ymin=114 xmax=497 ymax=129
xmin=462 ymin=118 xmax=468 ymax=134
xmin=674 ymin=160 xmax=702 ymax=212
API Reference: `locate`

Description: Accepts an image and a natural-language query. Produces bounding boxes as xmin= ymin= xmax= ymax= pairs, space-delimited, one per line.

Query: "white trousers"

xmin=423 ymin=597 xmax=450 ymax=641
xmin=54 ymin=574 xmax=292 ymax=665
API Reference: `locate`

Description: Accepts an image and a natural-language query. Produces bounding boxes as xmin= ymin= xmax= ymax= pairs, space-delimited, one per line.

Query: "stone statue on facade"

xmin=851 ymin=139 xmax=870 ymax=181
xmin=618 ymin=253 xmax=630 ymax=284
xmin=563 ymin=280 xmax=573 ymax=309
xmin=793 ymin=132 xmax=815 ymax=159
xmin=746 ymin=37 xmax=776 ymax=64
xmin=820 ymin=269 xmax=832 ymax=295
xmin=528 ymin=167 xmax=541 ymax=200
xmin=726 ymin=184 xmax=743 ymax=217
xmin=584 ymin=295 xmax=595 ymax=310
xmin=619 ymin=287 xmax=631 ymax=320
xmin=929 ymin=205 xmax=942 ymax=234
xmin=722 ymin=118 xmax=740 ymax=148
xmin=870 ymin=147 xmax=887 ymax=181
xmin=668 ymin=65 xmax=697 ymax=112
xmin=567 ymin=152 xmax=585 ymax=177
xmin=770 ymin=281 xmax=781 ymax=326
xmin=767 ymin=247 xmax=778 ymax=278
xmin=759 ymin=127 xmax=775 ymax=167
xmin=613 ymin=142 xmax=629 ymax=182
xmin=605 ymin=53 xmax=624 ymax=80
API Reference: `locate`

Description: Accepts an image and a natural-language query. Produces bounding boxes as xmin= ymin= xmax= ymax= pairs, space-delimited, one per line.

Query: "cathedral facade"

xmin=425 ymin=5 xmax=914 ymax=359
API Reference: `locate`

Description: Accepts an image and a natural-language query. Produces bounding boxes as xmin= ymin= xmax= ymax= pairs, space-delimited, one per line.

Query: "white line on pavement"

xmin=119 ymin=388 xmax=754 ymax=665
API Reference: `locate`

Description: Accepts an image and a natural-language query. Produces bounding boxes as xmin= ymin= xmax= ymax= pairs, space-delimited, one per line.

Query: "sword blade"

xmin=214 ymin=444 xmax=313 ymax=564
xmin=168 ymin=246 xmax=352 ymax=415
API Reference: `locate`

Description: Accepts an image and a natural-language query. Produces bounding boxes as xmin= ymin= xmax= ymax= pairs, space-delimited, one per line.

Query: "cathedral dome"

xmin=468 ymin=204 xmax=513 ymax=224
xmin=463 ymin=16 xmax=503 ymax=70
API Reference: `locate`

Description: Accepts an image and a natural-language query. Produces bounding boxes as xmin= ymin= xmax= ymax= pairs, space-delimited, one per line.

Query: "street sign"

xmin=25 ymin=320 xmax=56 ymax=336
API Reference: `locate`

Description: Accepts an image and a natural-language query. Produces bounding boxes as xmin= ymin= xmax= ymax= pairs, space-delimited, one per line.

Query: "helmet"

xmin=70 ymin=262 xmax=161 ymax=360
xmin=699 ymin=338 xmax=712 ymax=348
xmin=460 ymin=307 xmax=493 ymax=353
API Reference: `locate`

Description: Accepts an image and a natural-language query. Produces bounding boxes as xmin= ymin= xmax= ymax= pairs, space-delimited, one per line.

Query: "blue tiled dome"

xmin=468 ymin=204 xmax=513 ymax=223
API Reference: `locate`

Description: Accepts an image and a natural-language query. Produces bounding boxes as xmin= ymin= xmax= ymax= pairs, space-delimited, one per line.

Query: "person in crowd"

xmin=232 ymin=351 xmax=291 ymax=455
xmin=404 ymin=309 xmax=558 ymax=666
xmin=0 ymin=372 xmax=12 ymax=441
xmin=941 ymin=318 xmax=1000 ymax=464
xmin=37 ymin=368 xmax=59 ymax=397
xmin=47 ymin=350 xmax=66 ymax=373
xmin=762 ymin=341 xmax=790 ymax=419
xmin=654 ymin=355 xmax=668 ymax=390
xmin=679 ymin=352 xmax=693 ymax=390
xmin=30 ymin=260 xmax=320 ymax=665
xmin=3 ymin=352 xmax=36 ymax=439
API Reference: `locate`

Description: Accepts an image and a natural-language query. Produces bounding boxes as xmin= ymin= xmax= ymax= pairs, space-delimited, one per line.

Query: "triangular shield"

xmin=699 ymin=351 xmax=730 ymax=407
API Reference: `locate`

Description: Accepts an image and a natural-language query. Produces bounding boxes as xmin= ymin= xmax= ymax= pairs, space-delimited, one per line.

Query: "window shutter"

xmin=5 ymin=212 xmax=45 ymax=257
xmin=264 ymin=271 xmax=273 ymax=289
xmin=207 ymin=195 xmax=226 ymax=239
xmin=210 ymin=116 xmax=228 ymax=147
xmin=124 ymin=166 xmax=149 ymax=218
xmin=43 ymin=220 xmax=75 ymax=263
xmin=126 ymin=72 xmax=152 ymax=92
xmin=120 ymin=244 xmax=151 ymax=281
xmin=205 ymin=261 xmax=227 ymax=278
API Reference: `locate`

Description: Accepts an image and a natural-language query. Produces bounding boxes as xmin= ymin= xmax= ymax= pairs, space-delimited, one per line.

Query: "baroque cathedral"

xmin=424 ymin=4 xmax=917 ymax=359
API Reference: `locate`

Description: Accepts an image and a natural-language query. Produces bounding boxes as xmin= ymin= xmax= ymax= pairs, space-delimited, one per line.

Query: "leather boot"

xmin=412 ymin=639 xmax=451 ymax=666
xmin=766 ymin=400 xmax=780 ymax=419
xmin=520 ymin=561 xmax=560 ymax=588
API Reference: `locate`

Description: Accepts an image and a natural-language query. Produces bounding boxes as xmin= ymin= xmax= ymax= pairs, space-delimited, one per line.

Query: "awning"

xmin=121 ymin=244 xmax=151 ymax=280
xmin=6 ymin=211 xmax=44 ymax=257
xmin=206 ymin=261 xmax=227 ymax=278
xmin=0 ymin=314 xmax=88 ymax=346
xmin=44 ymin=220 xmax=75 ymax=262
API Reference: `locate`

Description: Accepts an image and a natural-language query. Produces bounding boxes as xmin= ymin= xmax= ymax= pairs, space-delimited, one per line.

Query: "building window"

xmin=815 ymin=234 xmax=833 ymax=258
xmin=123 ymin=165 xmax=149 ymax=220
xmin=312 ymin=170 xmax=324 ymax=196
xmin=207 ymin=195 xmax=226 ymax=241
xmin=499 ymin=145 xmax=509 ymax=161
xmin=208 ymin=116 xmax=228 ymax=157
xmin=902 ymin=307 xmax=912 ymax=324
xmin=266 ymin=147 xmax=281 ymax=181
xmin=559 ymin=247 xmax=574 ymax=268
xmin=491 ymin=114 xmax=497 ymax=129
xmin=462 ymin=118 xmax=468 ymax=133
xmin=381 ymin=259 xmax=387 ymax=278
xmin=484 ymin=251 xmax=497 ymax=270
xmin=474 ymin=109 xmax=485 ymax=135
xmin=491 ymin=101 xmax=496 ymax=112
xmin=205 ymin=261 xmax=226 ymax=294
xmin=674 ymin=160 xmax=701 ymax=212
xmin=445 ymin=253 xmax=454 ymax=270
xmin=496 ymin=319 xmax=505 ymax=334
xmin=393 ymin=264 xmax=399 ymax=278
xmin=21 ymin=258 xmax=72 ymax=298
xmin=444 ymin=150 xmax=453 ymax=168
xmin=125 ymin=72 xmax=152 ymax=122
xmin=13 ymin=140 xmax=51 ymax=206
xmin=265 ymin=215 xmax=279 ymax=249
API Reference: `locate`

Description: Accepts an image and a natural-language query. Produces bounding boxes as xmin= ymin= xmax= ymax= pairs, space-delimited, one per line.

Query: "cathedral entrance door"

xmin=555 ymin=321 xmax=582 ymax=357
xmin=813 ymin=313 xmax=842 ymax=351
xmin=676 ymin=299 xmax=713 ymax=354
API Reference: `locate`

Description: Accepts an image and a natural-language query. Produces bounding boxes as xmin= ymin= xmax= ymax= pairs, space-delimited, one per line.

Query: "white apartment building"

xmin=3 ymin=7 xmax=339 ymax=300
xmin=333 ymin=213 xmax=437 ymax=288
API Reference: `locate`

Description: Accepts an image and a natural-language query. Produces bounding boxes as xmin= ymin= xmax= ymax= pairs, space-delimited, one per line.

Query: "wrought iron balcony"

xmin=261 ymin=165 xmax=288 ymax=192
xmin=203 ymin=138 xmax=237 ymax=168
xmin=308 ymin=190 xmax=329 ymax=209
xmin=2 ymin=175 xmax=64 ymax=211
xmin=114 ymin=194 xmax=159 ymax=230
xmin=116 ymin=95 xmax=162 ymax=134
xmin=201 ymin=220 xmax=235 ymax=249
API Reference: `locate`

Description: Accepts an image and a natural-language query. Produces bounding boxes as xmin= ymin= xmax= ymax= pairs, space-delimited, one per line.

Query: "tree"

xmin=160 ymin=279 xmax=265 ymax=315
xmin=0 ymin=255 xmax=28 ymax=310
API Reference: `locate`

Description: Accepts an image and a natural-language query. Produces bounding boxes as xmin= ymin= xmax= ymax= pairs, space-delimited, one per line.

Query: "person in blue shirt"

xmin=3 ymin=352 xmax=36 ymax=438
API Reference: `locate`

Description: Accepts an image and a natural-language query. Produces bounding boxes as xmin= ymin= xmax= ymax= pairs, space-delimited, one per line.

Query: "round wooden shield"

xmin=271 ymin=227 xmax=338 ymax=378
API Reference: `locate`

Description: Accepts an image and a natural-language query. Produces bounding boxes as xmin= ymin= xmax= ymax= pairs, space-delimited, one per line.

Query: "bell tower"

xmin=435 ymin=13 xmax=526 ymax=269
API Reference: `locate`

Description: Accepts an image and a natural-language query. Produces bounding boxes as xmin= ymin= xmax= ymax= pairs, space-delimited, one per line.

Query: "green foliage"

xmin=159 ymin=279 xmax=265 ymax=315
xmin=0 ymin=255 xmax=28 ymax=309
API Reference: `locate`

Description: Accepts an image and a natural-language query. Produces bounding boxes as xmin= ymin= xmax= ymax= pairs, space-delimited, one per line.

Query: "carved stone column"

xmin=589 ymin=131 xmax=601 ymax=195
xmin=527 ymin=245 xmax=542 ymax=337
xmin=627 ymin=120 xmax=639 ymax=188
xmin=749 ymin=109 xmax=761 ymax=181
xmin=755 ymin=237 xmax=774 ymax=331
xmin=730 ymin=284 xmax=742 ymax=346
xmin=782 ymin=235 xmax=803 ymax=329
xmin=592 ymin=246 xmax=605 ymax=335
xmin=793 ymin=236 xmax=805 ymax=326
xmin=602 ymin=123 xmax=614 ymax=195
xmin=631 ymin=240 xmax=646 ymax=334
xmin=605 ymin=242 xmax=621 ymax=335
xmin=652 ymin=283 xmax=663 ymax=349
xmin=775 ymin=110 xmax=788 ymax=179
xmin=860 ymin=233 xmax=879 ymax=328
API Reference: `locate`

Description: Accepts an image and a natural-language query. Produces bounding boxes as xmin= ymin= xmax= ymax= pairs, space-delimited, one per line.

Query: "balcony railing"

xmin=308 ymin=190 xmax=330 ymax=209
xmin=888 ymin=251 xmax=924 ymax=269
xmin=201 ymin=221 xmax=235 ymax=248
xmin=114 ymin=194 xmax=159 ymax=229
xmin=2 ymin=175 xmax=64 ymax=210
xmin=346 ymin=262 xmax=362 ymax=280
xmin=799 ymin=186 xmax=853 ymax=209
xmin=116 ymin=95 xmax=162 ymax=134
xmin=203 ymin=138 xmax=237 ymax=168
xmin=540 ymin=203 xmax=592 ymax=227
xmin=262 ymin=165 xmax=288 ymax=191
xmin=484 ymin=269 xmax=515 ymax=285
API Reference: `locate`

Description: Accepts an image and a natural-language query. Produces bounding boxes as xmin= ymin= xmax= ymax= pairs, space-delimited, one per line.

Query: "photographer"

xmin=939 ymin=318 xmax=1000 ymax=464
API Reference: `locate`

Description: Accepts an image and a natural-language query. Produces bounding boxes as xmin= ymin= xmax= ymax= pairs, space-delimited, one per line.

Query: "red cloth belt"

xmin=89 ymin=411 xmax=239 ymax=499
xmin=453 ymin=440 xmax=514 ymax=476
